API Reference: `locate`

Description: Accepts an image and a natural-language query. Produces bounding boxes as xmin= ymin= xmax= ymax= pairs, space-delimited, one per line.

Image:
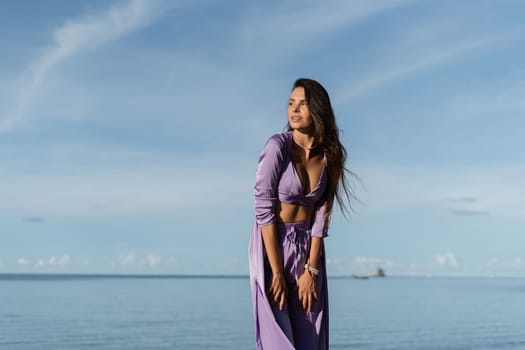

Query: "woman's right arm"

xmin=254 ymin=135 xmax=288 ymax=310
xmin=260 ymin=224 xmax=287 ymax=310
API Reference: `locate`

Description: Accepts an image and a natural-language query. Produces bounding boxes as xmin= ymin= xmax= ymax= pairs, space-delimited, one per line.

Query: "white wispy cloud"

xmin=146 ymin=253 xmax=161 ymax=268
xmin=324 ymin=256 xmax=419 ymax=276
xmin=326 ymin=258 xmax=345 ymax=267
xmin=477 ymin=257 xmax=525 ymax=276
xmin=353 ymin=256 xmax=393 ymax=268
xmin=111 ymin=248 xmax=175 ymax=272
xmin=435 ymin=251 xmax=458 ymax=267
xmin=36 ymin=259 xmax=46 ymax=267
xmin=244 ymin=0 xmax=413 ymax=39
xmin=17 ymin=258 xmax=31 ymax=266
xmin=59 ymin=255 xmax=71 ymax=268
xmin=35 ymin=255 xmax=71 ymax=269
xmin=240 ymin=0 xmax=414 ymax=65
xmin=325 ymin=256 xmax=510 ymax=276
xmin=336 ymin=24 xmax=525 ymax=103
xmin=117 ymin=250 xmax=137 ymax=267
xmin=486 ymin=257 xmax=525 ymax=270
xmin=0 ymin=0 xmax=171 ymax=132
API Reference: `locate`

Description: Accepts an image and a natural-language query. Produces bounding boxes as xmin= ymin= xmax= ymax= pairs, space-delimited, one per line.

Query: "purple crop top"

xmin=254 ymin=132 xmax=329 ymax=238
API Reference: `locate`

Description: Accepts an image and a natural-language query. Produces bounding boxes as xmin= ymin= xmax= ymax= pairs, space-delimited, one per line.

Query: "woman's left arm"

xmin=297 ymin=197 xmax=329 ymax=311
xmin=297 ymin=236 xmax=323 ymax=312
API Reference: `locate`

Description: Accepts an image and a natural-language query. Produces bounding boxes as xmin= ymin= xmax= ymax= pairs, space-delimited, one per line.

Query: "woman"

xmin=249 ymin=78 xmax=353 ymax=349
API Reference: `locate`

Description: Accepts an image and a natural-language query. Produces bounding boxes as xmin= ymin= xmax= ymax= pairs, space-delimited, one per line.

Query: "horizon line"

xmin=1 ymin=272 xmax=525 ymax=279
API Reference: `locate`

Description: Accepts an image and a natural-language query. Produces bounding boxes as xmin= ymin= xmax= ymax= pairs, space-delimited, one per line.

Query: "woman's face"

xmin=288 ymin=87 xmax=313 ymax=131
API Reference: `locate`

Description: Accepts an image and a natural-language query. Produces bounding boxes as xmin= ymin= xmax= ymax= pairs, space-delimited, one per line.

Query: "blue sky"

xmin=1 ymin=0 xmax=524 ymax=276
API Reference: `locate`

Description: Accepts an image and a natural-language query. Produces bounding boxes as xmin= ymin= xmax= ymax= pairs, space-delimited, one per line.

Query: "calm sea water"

xmin=1 ymin=274 xmax=525 ymax=349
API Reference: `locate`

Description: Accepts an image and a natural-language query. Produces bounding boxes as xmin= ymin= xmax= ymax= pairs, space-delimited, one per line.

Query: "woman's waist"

xmin=276 ymin=201 xmax=314 ymax=224
xmin=275 ymin=217 xmax=312 ymax=244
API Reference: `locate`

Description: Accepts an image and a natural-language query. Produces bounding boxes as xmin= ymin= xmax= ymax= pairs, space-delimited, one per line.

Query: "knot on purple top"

xmin=286 ymin=227 xmax=309 ymax=246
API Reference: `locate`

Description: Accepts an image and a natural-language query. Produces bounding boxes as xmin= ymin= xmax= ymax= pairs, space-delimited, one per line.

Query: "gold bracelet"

xmin=304 ymin=263 xmax=319 ymax=275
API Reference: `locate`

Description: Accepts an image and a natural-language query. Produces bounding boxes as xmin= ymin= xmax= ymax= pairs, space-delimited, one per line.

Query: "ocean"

xmin=1 ymin=274 xmax=525 ymax=349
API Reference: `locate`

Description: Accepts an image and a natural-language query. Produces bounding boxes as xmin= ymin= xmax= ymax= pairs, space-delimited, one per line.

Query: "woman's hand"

xmin=268 ymin=271 xmax=288 ymax=311
xmin=297 ymin=270 xmax=318 ymax=312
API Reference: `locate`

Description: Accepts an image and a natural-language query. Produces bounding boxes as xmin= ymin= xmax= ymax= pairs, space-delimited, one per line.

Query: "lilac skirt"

xmin=249 ymin=220 xmax=328 ymax=350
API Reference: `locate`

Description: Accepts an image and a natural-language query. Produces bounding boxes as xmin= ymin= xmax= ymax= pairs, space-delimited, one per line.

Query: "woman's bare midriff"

xmin=276 ymin=201 xmax=315 ymax=223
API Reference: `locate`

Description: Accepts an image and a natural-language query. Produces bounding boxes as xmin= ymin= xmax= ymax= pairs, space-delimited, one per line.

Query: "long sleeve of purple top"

xmin=254 ymin=136 xmax=285 ymax=227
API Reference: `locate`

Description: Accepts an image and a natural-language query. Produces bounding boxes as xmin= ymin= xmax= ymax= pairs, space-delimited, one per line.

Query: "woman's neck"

xmin=292 ymin=130 xmax=316 ymax=149
xmin=292 ymin=130 xmax=318 ymax=159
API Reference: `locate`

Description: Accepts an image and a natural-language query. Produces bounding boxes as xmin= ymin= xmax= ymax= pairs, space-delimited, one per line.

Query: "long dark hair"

xmin=288 ymin=78 xmax=357 ymax=218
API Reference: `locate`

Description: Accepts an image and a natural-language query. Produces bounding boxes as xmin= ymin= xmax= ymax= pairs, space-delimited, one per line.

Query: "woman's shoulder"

xmin=265 ymin=131 xmax=292 ymax=146
xmin=259 ymin=131 xmax=292 ymax=158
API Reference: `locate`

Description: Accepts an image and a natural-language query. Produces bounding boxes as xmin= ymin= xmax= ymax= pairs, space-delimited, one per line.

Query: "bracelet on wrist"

xmin=304 ymin=263 xmax=319 ymax=276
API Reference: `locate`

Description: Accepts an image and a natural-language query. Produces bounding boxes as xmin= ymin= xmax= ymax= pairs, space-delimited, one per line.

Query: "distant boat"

xmin=351 ymin=274 xmax=369 ymax=280
xmin=373 ymin=268 xmax=386 ymax=277
xmin=351 ymin=268 xmax=386 ymax=280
